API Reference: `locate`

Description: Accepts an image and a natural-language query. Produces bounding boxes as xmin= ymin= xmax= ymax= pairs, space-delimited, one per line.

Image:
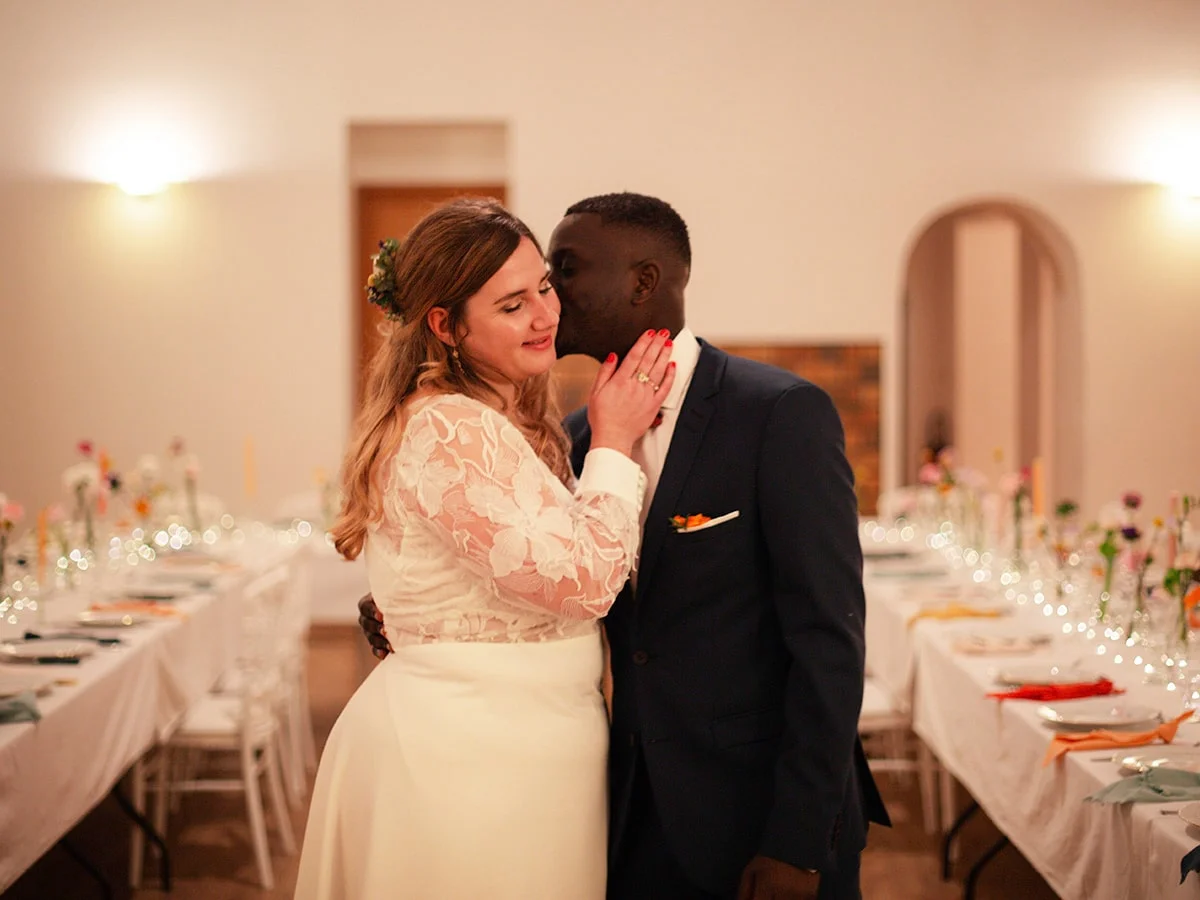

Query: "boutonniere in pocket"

xmin=669 ymin=511 xmax=740 ymax=534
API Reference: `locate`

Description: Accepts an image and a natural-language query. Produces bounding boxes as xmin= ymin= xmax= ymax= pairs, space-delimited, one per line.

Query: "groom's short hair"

xmin=564 ymin=193 xmax=691 ymax=267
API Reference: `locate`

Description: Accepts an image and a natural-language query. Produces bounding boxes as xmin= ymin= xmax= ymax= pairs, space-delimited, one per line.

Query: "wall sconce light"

xmin=94 ymin=125 xmax=187 ymax=197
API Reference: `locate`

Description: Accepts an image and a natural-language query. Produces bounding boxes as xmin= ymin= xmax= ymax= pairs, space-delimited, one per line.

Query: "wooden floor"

xmin=2 ymin=627 xmax=1060 ymax=900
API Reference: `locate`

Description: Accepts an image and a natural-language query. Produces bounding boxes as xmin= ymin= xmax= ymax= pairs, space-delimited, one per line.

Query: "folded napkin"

xmin=1181 ymin=844 xmax=1200 ymax=884
xmin=907 ymin=603 xmax=1004 ymax=628
xmin=1043 ymin=711 xmax=1193 ymax=765
xmin=1087 ymin=767 xmax=1200 ymax=804
xmin=0 ymin=691 xmax=41 ymax=724
xmin=988 ymin=678 xmax=1123 ymax=702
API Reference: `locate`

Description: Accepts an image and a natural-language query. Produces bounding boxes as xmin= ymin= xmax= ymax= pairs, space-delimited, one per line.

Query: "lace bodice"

xmin=365 ymin=393 xmax=645 ymax=645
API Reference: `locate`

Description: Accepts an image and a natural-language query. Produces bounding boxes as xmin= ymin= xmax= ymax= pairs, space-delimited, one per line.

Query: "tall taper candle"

xmin=1031 ymin=457 xmax=1045 ymax=518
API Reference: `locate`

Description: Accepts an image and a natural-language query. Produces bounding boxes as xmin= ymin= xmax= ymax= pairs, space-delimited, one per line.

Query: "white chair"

xmin=858 ymin=674 xmax=939 ymax=834
xmin=130 ymin=564 xmax=298 ymax=889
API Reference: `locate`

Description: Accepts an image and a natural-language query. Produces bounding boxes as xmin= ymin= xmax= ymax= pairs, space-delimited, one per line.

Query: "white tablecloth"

xmin=865 ymin=557 xmax=1200 ymax=900
xmin=303 ymin=536 xmax=369 ymax=624
xmin=0 ymin=536 xmax=303 ymax=891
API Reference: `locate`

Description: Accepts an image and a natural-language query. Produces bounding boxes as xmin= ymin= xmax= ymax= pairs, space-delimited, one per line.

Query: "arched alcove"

xmin=899 ymin=199 xmax=1083 ymax=503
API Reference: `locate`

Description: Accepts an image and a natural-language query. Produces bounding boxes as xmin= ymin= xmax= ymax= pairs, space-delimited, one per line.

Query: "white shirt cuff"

xmin=577 ymin=448 xmax=647 ymax=512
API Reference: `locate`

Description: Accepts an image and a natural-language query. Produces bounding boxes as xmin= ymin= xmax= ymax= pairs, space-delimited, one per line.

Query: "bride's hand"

xmin=588 ymin=329 xmax=677 ymax=457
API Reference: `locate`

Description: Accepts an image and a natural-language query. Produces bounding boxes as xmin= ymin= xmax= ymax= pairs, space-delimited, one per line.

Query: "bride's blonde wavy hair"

xmin=331 ymin=198 xmax=571 ymax=560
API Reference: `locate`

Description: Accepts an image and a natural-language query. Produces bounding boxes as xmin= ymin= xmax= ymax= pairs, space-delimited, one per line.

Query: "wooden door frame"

xmin=352 ymin=184 xmax=506 ymax=409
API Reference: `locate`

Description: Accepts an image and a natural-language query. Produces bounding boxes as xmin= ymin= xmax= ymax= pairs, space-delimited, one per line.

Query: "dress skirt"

xmin=295 ymin=632 xmax=609 ymax=900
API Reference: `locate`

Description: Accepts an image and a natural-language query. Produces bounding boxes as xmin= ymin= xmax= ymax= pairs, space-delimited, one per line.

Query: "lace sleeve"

xmin=393 ymin=396 xmax=645 ymax=621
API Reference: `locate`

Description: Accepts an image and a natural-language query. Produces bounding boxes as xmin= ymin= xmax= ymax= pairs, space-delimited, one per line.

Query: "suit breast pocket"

xmin=670 ymin=516 xmax=747 ymax=546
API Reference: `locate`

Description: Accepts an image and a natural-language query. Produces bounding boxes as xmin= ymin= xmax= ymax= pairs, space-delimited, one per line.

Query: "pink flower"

xmin=77 ymin=440 xmax=94 ymax=458
xmin=1122 ymin=491 xmax=1143 ymax=511
xmin=1 ymin=502 xmax=22 ymax=526
xmin=998 ymin=473 xmax=1022 ymax=498
xmin=918 ymin=463 xmax=941 ymax=486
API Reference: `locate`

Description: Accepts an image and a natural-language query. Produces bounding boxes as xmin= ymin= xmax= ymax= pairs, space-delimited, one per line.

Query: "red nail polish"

xmin=669 ymin=361 xmax=677 ymax=368
xmin=606 ymin=352 xmax=616 ymax=363
xmin=646 ymin=329 xmax=655 ymax=336
xmin=659 ymin=329 xmax=670 ymax=337
xmin=665 ymin=339 xmax=673 ymax=347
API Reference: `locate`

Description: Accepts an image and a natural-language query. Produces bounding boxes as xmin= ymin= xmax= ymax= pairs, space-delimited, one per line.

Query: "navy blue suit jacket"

xmin=565 ymin=340 xmax=888 ymax=893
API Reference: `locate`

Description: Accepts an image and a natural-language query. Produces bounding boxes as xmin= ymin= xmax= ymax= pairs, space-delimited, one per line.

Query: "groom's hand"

xmin=357 ymin=594 xmax=392 ymax=659
xmin=736 ymin=856 xmax=819 ymax=900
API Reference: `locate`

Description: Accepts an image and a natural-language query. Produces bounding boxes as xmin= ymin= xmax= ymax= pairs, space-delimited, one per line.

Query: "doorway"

xmin=353 ymin=185 xmax=506 ymax=406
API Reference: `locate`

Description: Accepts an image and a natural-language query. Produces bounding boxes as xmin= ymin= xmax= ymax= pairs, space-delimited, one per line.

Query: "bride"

xmin=294 ymin=198 xmax=675 ymax=899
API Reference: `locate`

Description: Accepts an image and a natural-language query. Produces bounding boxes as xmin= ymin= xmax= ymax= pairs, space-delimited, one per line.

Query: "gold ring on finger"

xmin=635 ymin=371 xmax=652 ymax=384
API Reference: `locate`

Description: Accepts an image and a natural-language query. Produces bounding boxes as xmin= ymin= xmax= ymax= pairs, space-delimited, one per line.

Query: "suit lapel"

xmin=635 ymin=342 xmax=725 ymax=603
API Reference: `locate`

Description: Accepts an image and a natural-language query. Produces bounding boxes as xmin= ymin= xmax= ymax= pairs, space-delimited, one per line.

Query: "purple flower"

xmin=1121 ymin=525 xmax=1142 ymax=542
xmin=1122 ymin=491 xmax=1142 ymax=510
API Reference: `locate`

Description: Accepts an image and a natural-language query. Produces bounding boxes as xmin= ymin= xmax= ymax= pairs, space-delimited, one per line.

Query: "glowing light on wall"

xmin=1099 ymin=89 xmax=1200 ymax=198
xmin=57 ymin=96 xmax=217 ymax=192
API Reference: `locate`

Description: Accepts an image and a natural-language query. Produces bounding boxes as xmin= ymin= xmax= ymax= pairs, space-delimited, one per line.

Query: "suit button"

xmin=632 ymin=650 xmax=649 ymax=665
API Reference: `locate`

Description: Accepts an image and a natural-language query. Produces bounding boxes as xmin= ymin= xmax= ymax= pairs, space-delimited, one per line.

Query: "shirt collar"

xmin=660 ymin=327 xmax=700 ymax=411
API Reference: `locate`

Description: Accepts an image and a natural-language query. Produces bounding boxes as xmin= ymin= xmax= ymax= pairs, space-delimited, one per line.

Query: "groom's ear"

xmin=631 ymin=259 xmax=660 ymax=307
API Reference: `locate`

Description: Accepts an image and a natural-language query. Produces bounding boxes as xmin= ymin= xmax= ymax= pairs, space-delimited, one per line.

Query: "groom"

xmin=360 ymin=193 xmax=887 ymax=899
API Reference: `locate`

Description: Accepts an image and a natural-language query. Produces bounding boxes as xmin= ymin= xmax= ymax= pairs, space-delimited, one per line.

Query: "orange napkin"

xmin=90 ymin=600 xmax=184 ymax=618
xmin=907 ymin=603 xmax=1004 ymax=628
xmin=1043 ymin=710 xmax=1194 ymax=765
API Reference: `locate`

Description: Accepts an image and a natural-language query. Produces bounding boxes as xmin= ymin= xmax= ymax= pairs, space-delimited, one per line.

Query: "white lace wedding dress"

xmin=295 ymin=394 xmax=645 ymax=900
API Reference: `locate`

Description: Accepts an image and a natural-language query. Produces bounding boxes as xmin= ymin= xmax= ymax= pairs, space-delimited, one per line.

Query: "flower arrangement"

xmin=1162 ymin=494 xmax=1198 ymax=641
xmin=367 ymin=238 xmax=403 ymax=321
xmin=998 ymin=467 xmax=1032 ymax=559
xmin=918 ymin=447 xmax=956 ymax=495
xmin=0 ymin=493 xmax=25 ymax=587
xmin=63 ymin=441 xmax=101 ymax=552
xmin=183 ymin=455 xmax=201 ymax=533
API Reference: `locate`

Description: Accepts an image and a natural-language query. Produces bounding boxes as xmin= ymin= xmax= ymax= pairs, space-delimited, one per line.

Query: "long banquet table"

xmin=0 ymin=534 xmax=306 ymax=892
xmin=864 ymin=551 xmax=1200 ymax=899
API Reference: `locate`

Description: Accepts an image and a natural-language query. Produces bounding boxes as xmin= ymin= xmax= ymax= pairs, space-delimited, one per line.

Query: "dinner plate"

xmin=1036 ymin=698 xmax=1161 ymax=730
xmin=0 ymin=639 xmax=96 ymax=663
xmin=76 ymin=610 xmax=149 ymax=627
xmin=1117 ymin=747 xmax=1200 ymax=776
xmin=995 ymin=664 xmax=1101 ymax=688
xmin=953 ymin=632 xmax=1053 ymax=655
xmin=0 ymin=671 xmax=55 ymax=699
xmin=116 ymin=581 xmax=198 ymax=601
xmin=1179 ymin=802 xmax=1200 ymax=829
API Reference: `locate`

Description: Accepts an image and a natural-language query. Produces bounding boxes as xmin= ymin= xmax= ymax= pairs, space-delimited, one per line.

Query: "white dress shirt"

xmin=629 ymin=327 xmax=701 ymax=583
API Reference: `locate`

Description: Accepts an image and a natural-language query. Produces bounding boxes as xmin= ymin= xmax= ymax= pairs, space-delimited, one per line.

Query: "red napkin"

xmin=987 ymin=677 xmax=1123 ymax=702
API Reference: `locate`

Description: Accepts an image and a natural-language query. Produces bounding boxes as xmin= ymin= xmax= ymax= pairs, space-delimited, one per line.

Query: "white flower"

xmin=62 ymin=461 xmax=101 ymax=493
xmin=136 ymin=454 xmax=161 ymax=484
xmin=998 ymin=474 xmax=1021 ymax=499
xmin=1097 ymin=502 xmax=1124 ymax=532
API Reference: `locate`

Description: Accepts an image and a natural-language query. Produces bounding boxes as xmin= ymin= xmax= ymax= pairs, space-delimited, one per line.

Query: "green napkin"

xmin=0 ymin=691 xmax=41 ymax=724
xmin=1087 ymin=767 xmax=1200 ymax=804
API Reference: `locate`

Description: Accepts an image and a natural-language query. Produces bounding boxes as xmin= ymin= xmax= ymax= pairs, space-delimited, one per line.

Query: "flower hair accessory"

xmin=366 ymin=238 xmax=403 ymax=321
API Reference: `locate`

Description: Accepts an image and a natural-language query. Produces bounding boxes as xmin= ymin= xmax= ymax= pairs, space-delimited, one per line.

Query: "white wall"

xmin=1 ymin=0 xmax=1198 ymax=518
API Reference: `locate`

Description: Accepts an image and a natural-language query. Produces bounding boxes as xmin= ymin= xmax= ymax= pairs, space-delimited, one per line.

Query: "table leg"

xmin=112 ymin=781 xmax=172 ymax=891
xmin=941 ymin=799 xmax=980 ymax=879
xmin=963 ymin=835 xmax=1011 ymax=900
xmin=58 ymin=838 xmax=114 ymax=900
